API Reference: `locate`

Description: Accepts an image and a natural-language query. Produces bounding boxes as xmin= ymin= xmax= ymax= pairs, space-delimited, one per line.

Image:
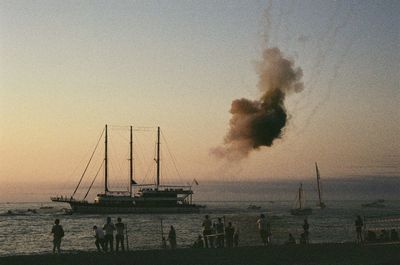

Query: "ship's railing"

xmin=134 ymin=184 xmax=192 ymax=188
xmin=50 ymin=196 xmax=88 ymax=204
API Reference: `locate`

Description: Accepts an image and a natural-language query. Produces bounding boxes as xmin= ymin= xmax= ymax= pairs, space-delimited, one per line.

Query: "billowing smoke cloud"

xmin=212 ymin=47 xmax=303 ymax=160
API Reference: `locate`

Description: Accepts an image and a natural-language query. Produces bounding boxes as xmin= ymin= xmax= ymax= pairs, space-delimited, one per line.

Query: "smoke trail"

xmin=211 ymin=47 xmax=303 ymax=160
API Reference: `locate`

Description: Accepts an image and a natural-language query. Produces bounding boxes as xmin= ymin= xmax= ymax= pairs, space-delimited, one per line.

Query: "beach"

xmin=1 ymin=244 xmax=399 ymax=265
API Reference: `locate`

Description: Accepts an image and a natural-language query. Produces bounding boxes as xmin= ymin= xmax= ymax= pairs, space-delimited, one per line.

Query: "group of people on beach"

xmin=51 ymin=213 xmax=399 ymax=253
xmin=355 ymin=215 xmax=399 ymax=244
xmin=199 ymin=215 xmax=239 ymax=248
xmin=50 ymin=213 xmax=303 ymax=254
xmin=257 ymin=214 xmax=310 ymax=246
xmin=51 ymin=217 xmax=127 ymax=254
xmin=199 ymin=214 xmax=309 ymax=248
xmin=93 ymin=217 xmax=126 ymax=252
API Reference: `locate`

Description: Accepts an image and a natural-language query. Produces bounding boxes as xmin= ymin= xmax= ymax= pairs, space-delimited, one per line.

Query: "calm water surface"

xmin=1 ymin=200 xmax=399 ymax=256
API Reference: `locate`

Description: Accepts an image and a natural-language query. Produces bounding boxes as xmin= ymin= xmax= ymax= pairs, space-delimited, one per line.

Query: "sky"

xmin=1 ymin=0 xmax=399 ymax=194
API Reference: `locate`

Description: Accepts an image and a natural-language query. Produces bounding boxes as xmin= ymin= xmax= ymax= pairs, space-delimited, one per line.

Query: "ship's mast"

xmin=104 ymin=124 xmax=108 ymax=193
xmin=129 ymin=126 xmax=133 ymax=196
xmin=316 ymin=162 xmax=322 ymax=205
xmin=156 ymin=126 xmax=160 ymax=190
xmin=299 ymin=183 xmax=303 ymax=209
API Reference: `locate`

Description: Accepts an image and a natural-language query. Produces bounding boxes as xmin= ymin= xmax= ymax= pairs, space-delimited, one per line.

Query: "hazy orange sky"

xmin=1 ymin=1 xmax=399 ymax=190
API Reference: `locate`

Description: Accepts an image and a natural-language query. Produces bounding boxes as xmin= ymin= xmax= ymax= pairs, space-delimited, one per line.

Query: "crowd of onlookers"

xmin=199 ymin=215 xmax=239 ymax=248
xmin=50 ymin=214 xmax=400 ymax=254
xmin=355 ymin=215 xmax=399 ymax=244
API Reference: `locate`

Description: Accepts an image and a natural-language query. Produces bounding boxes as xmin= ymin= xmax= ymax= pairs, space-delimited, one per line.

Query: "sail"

xmin=291 ymin=183 xmax=312 ymax=215
xmin=315 ymin=162 xmax=326 ymax=208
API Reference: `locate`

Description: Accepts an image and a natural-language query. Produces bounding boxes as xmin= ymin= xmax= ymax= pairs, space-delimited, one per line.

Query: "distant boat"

xmin=247 ymin=204 xmax=261 ymax=210
xmin=291 ymin=183 xmax=313 ymax=216
xmin=51 ymin=125 xmax=203 ymax=214
xmin=362 ymin=199 xmax=385 ymax=208
xmin=39 ymin=206 xmax=54 ymax=210
xmin=315 ymin=162 xmax=326 ymax=209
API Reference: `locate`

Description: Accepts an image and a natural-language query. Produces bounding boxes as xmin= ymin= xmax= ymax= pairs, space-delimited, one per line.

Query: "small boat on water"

xmin=362 ymin=199 xmax=385 ymax=208
xmin=51 ymin=125 xmax=203 ymax=214
xmin=315 ymin=162 xmax=326 ymax=209
xmin=39 ymin=206 xmax=54 ymax=210
xmin=248 ymin=204 xmax=261 ymax=210
xmin=291 ymin=183 xmax=313 ymax=216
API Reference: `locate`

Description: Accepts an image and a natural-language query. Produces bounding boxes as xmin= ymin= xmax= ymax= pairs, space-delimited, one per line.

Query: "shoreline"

xmin=1 ymin=243 xmax=399 ymax=265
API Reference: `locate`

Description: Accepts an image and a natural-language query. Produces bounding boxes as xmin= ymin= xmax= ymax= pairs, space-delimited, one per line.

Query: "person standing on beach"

xmin=286 ymin=233 xmax=296 ymax=245
xmin=115 ymin=217 xmax=125 ymax=252
xmin=256 ymin=214 xmax=268 ymax=246
xmin=93 ymin=225 xmax=105 ymax=252
xmin=266 ymin=221 xmax=272 ymax=244
xmin=355 ymin=215 xmax=364 ymax=244
xmin=210 ymin=222 xmax=216 ymax=248
xmin=192 ymin=235 xmax=204 ymax=248
xmin=103 ymin=217 xmax=115 ymax=252
xmin=302 ymin=219 xmax=310 ymax=244
xmin=233 ymin=229 xmax=239 ymax=247
xmin=51 ymin=219 xmax=64 ymax=254
xmin=168 ymin=225 xmax=177 ymax=249
xmin=202 ymin=215 xmax=212 ymax=248
xmin=216 ymin=217 xmax=225 ymax=248
xmin=225 ymin=222 xmax=235 ymax=248
xmin=300 ymin=233 xmax=306 ymax=244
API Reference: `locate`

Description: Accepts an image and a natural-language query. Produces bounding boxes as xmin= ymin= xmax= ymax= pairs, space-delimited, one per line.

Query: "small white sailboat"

xmin=315 ymin=162 xmax=326 ymax=209
xmin=291 ymin=183 xmax=313 ymax=216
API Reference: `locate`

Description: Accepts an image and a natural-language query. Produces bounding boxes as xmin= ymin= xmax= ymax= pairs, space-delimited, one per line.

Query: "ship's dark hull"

xmin=69 ymin=202 xmax=202 ymax=214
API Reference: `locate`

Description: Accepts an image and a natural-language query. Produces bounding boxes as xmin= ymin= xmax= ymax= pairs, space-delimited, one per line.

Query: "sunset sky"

xmin=1 ymin=0 xmax=399 ymax=192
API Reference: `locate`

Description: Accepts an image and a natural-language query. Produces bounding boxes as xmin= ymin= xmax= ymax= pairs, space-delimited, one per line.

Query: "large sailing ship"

xmin=51 ymin=125 xmax=203 ymax=214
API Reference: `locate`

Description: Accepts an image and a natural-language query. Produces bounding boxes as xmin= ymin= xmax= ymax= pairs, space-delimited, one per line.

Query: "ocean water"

xmin=0 ymin=199 xmax=399 ymax=257
xmin=1 ymin=178 xmax=399 ymax=256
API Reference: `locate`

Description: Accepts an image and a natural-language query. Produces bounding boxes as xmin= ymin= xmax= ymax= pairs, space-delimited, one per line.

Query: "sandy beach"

xmin=1 ymin=243 xmax=399 ymax=265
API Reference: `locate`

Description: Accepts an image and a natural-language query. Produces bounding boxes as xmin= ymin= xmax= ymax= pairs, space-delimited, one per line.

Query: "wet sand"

xmin=1 ymin=243 xmax=399 ymax=265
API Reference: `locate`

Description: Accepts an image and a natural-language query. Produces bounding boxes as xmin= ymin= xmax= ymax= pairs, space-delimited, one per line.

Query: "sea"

xmin=0 ymin=178 xmax=399 ymax=257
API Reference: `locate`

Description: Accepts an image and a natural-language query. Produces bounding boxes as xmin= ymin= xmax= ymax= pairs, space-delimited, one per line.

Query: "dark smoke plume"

xmin=212 ymin=47 xmax=303 ymax=160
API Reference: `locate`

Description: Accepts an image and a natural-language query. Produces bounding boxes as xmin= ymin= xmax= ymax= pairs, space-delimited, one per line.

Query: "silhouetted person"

xmin=366 ymin=230 xmax=377 ymax=242
xmin=202 ymin=215 xmax=212 ymax=248
xmin=225 ymin=222 xmax=235 ymax=248
xmin=355 ymin=215 xmax=363 ymax=244
xmin=302 ymin=219 xmax=309 ymax=244
xmin=168 ymin=225 xmax=177 ymax=249
xmin=192 ymin=235 xmax=204 ymax=248
xmin=93 ymin=225 xmax=105 ymax=252
xmin=233 ymin=229 xmax=239 ymax=247
xmin=216 ymin=217 xmax=225 ymax=248
xmin=266 ymin=221 xmax=272 ymax=244
xmin=286 ymin=233 xmax=296 ymax=245
xmin=209 ymin=222 xmax=216 ymax=248
xmin=379 ymin=229 xmax=389 ymax=242
xmin=300 ymin=233 xmax=306 ymax=245
xmin=390 ymin=229 xmax=399 ymax=241
xmin=161 ymin=236 xmax=167 ymax=249
xmin=115 ymin=217 xmax=125 ymax=252
xmin=51 ymin=219 xmax=64 ymax=254
xmin=256 ymin=214 xmax=268 ymax=246
xmin=103 ymin=217 xmax=115 ymax=252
